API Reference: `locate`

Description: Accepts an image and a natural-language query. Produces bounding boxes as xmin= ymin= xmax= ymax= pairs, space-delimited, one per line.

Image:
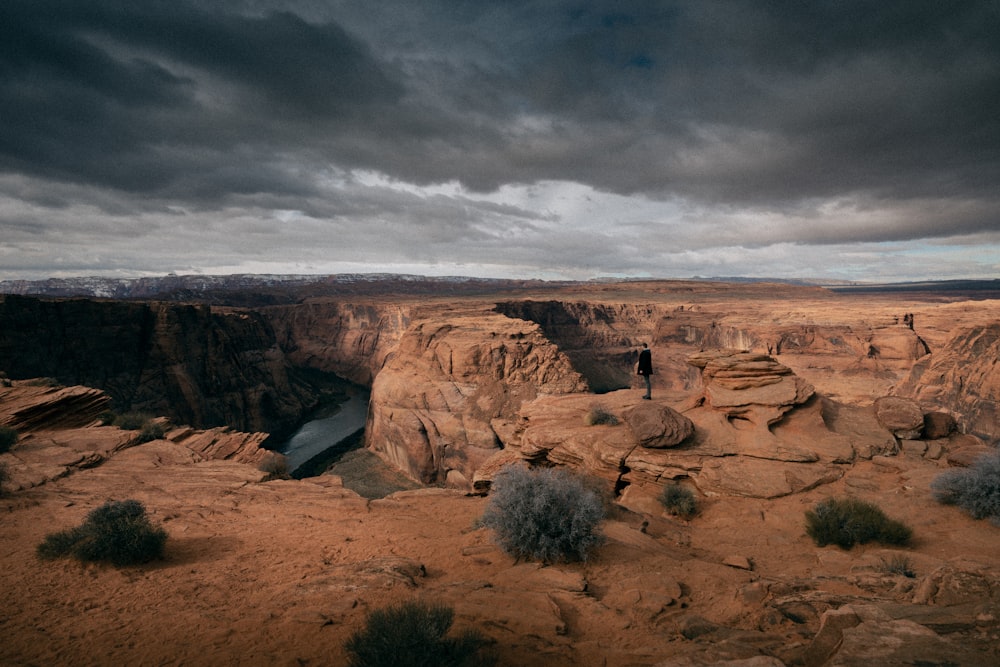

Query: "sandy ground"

xmin=2 ymin=428 xmax=999 ymax=666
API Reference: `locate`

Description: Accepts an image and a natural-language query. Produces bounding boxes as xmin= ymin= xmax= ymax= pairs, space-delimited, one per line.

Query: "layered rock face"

xmin=264 ymin=300 xmax=411 ymax=386
xmin=365 ymin=312 xmax=587 ymax=487
xmin=896 ymin=323 xmax=1000 ymax=442
xmin=0 ymin=295 xmax=320 ymax=435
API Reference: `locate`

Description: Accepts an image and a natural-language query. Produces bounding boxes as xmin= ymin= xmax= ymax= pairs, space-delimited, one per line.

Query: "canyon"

xmin=1 ymin=277 xmax=999 ymax=665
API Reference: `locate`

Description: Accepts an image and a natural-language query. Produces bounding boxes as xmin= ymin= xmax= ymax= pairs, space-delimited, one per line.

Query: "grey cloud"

xmin=1 ymin=0 xmax=998 ymax=281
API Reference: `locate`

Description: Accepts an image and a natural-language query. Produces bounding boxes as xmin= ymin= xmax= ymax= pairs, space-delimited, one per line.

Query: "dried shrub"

xmin=583 ymin=404 xmax=619 ymax=426
xmin=805 ymin=497 xmax=912 ymax=549
xmin=660 ymin=482 xmax=698 ymax=520
xmin=877 ymin=554 xmax=916 ymax=578
xmin=931 ymin=450 xmax=1000 ymax=525
xmin=111 ymin=412 xmax=166 ymax=444
xmin=258 ymin=452 xmax=290 ymax=480
xmin=479 ymin=464 xmax=604 ymax=563
xmin=37 ymin=499 xmax=167 ymax=566
xmin=344 ymin=601 xmax=494 ymax=667
xmin=0 ymin=425 xmax=18 ymax=453
xmin=113 ymin=411 xmax=154 ymax=431
xmin=134 ymin=420 xmax=166 ymax=444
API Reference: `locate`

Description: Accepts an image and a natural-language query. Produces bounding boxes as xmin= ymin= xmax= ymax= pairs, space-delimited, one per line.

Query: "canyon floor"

xmin=2 ymin=282 xmax=1000 ymax=666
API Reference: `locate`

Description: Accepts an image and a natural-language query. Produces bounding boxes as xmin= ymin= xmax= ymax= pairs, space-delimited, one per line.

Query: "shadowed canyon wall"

xmin=0 ymin=295 xmax=320 ymax=436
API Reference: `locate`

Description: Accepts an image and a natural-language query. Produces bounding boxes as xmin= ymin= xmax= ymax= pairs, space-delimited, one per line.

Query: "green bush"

xmin=931 ymin=450 xmax=1000 ymax=525
xmin=0 ymin=425 xmax=18 ymax=453
xmin=37 ymin=499 xmax=167 ymax=566
xmin=479 ymin=464 xmax=604 ymax=563
xmin=660 ymin=482 xmax=698 ymax=520
xmin=583 ymin=404 xmax=619 ymax=426
xmin=805 ymin=497 xmax=912 ymax=549
xmin=344 ymin=601 xmax=494 ymax=667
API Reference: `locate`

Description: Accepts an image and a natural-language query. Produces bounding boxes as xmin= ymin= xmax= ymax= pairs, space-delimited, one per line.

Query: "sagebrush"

xmin=344 ymin=600 xmax=494 ymax=667
xmin=660 ymin=482 xmax=698 ymax=519
xmin=583 ymin=405 xmax=619 ymax=426
xmin=877 ymin=553 xmax=916 ymax=578
xmin=479 ymin=464 xmax=604 ymax=563
xmin=805 ymin=497 xmax=912 ymax=549
xmin=37 ymin=499 xmax=167 ymax=566
xmin=931 ymin=450 xmax=1000 ymax=525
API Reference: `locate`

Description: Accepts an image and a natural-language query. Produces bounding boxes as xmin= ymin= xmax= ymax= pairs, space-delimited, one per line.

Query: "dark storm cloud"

xmin=0 ymin=0 xmax=998 ymax=281
xmin=0 ymin=0 xmax=401 ymax=196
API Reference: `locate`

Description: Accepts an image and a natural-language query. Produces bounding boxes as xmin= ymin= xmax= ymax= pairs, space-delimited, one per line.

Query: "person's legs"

xmin=643 ymin=374 xmax=651 ymax=399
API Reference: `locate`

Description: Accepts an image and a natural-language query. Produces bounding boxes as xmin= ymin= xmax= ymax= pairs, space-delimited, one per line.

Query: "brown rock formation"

xmin=622 ymin=401 xmax=694 ymax=448
xmin=365 ymin=311 xmax=587 ymax=487
xmin=874 ymin=395 xmax=925 ymax=440
xmin=689 ymin=350 xmax=815 ymax=429
xmin=896 ymin=323 xmax=1000 ymax=442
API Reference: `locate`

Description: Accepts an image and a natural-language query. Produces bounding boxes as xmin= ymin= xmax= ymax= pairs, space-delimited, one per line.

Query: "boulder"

xmin=873 ymin=396 xmax=924 ymax=439
xmin=622 ymin=402 xmax=694 ymax=448
xmin=922 ymin=411 xmax=956 ymax=439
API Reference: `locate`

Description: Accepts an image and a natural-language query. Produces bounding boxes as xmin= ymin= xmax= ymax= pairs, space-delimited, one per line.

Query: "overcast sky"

xmin=2 ymin=1 xmax=998 ymax=282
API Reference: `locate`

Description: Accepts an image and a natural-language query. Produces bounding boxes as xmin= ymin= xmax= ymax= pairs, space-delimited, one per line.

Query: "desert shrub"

xmin=134 ymin=420 xmax=166 ymax=444
xmin=36 ymin=499 xmax=167 ymax=566
xmin=258 ymin=451 xmax=290 ymax=479
xmin=583 ymin=404 xmax=619 ymax=426
xmin=660 ymin=482 xmax=698 ymax=520
xmin=111 ymin=412 xmax=166 ymax=443
xmin=0 ymin=425 xmax=18 ymax=453
xmin=805 ymin=497 xmax=912 ymax=549
xmin=931 ymin=450 xmax=1000 ymax=525
xmin=479 ymin=464 xmax=604 ymax=563
xmin=344 ymin=600 xmax=494 ymax=667
xmin=113 ymin=411 xmax=154 ymax=431
xmin=877 ymin=554 xmax=915 ymax=578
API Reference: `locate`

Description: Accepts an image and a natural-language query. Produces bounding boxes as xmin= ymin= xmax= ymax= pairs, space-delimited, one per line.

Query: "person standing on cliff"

xmin=637 ymin=342 xmax=653 ymax=400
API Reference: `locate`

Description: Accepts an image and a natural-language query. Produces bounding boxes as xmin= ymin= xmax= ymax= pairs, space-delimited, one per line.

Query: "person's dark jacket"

xmin=637 ymin=348 xmax=653 ymax=376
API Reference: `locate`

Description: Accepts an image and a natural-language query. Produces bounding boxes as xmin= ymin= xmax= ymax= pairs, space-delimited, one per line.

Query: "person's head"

xmin=642 ymin=342 xmax=648 ymax=349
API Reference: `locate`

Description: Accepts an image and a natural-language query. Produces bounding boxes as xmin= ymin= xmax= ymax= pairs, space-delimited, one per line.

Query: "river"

xmin=276 ymin=389 xmax=370 ymax=478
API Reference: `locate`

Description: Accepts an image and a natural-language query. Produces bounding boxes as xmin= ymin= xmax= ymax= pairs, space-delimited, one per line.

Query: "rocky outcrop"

xmin=0 ymin=383 xmax=110 ymax=431
xmin=365 ymin=312 xmax=587 ymax=487
xmin=896 ymin=323 xmax=1000 ymax=443
xmin=476 ymin=352 xmax=907 ymax=500
xmin=0 ymin=382 xmax=273 ymax=491
xmin=689 ymin=350 xmax=815 ymax=429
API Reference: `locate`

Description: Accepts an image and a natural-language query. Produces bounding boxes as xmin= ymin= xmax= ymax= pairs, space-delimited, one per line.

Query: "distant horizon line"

xmin=1 ymin=271 xmax=997 ymax=288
